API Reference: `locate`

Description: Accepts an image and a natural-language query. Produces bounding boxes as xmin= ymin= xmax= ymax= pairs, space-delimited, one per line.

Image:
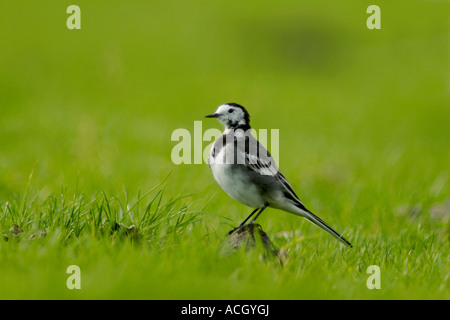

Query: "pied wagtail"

xmin=205 ymin=103 xmax=352 ymax=247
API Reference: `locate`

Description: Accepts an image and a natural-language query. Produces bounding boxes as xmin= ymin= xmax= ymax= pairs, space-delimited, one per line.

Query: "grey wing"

xmin=237 ymin=134 xmax=306 ymax=206
xmin=236 ymin=134 xmax=279 ymax=177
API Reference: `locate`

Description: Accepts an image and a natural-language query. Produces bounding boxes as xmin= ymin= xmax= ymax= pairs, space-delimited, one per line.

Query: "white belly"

xmin=210 ymin=161 xmax=265 ymax=208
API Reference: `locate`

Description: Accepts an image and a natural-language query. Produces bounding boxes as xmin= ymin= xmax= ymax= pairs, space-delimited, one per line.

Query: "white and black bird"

xmin=205 ymin=102 xmax=352 ymax=247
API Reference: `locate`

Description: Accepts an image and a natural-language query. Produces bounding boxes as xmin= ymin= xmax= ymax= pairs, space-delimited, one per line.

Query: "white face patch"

xmin=215 ymin=104 xmax=247 ymax=128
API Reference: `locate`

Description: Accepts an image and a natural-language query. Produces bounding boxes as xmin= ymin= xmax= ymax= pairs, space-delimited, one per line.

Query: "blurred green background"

xmin=1 ymin=0 xmax=448 ymax=197
xmin=0 ymin=0 xmax=449 ymax=299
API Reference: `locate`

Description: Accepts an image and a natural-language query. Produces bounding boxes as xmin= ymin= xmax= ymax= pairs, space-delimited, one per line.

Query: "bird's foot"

xmin=227 ymin=225 xmax=242 ymax=235
xmin=227 ymin=221 xmax=259 ymax=235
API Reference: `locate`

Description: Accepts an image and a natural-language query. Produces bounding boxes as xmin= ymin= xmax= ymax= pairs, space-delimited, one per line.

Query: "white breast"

xmin=209 ymin=143 xmax=265 ymax=208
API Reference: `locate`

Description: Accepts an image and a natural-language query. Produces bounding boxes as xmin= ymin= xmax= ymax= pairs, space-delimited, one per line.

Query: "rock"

xmin=9 ymin=225 xmax=23 ymax=238
xmin=102 ymin=222 xmax=140 ymax=241
xmin=28 ymin=229 xmax=47 ymax=241
xmin=127 ymin=225 xmax=139 ymax=241
xmin=219 ymin=223 xmax=287 ymax=262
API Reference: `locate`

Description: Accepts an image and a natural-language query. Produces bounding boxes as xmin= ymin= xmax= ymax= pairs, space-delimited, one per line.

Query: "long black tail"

xmin=291 ymin=201 xmax=353 ymax=248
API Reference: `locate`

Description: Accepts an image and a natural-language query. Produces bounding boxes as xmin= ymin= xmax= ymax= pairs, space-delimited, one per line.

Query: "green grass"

xmin=0 ymin=0 xmax=449 ymax=300
xmin=0 ymin=181 xmax=448 ymax=299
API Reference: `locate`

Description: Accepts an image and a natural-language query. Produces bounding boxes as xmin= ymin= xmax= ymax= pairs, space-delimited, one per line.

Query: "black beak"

xmin=205 ymin=113 xmax=219 ymax=118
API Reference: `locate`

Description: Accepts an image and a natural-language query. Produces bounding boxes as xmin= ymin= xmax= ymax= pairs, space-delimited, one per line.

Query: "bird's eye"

xmin=228 ymin=109 xmax=234 ymax=113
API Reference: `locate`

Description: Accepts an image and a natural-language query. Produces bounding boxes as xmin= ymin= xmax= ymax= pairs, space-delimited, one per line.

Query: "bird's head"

xmin=205 ymin=103 xmax=251 ymax=130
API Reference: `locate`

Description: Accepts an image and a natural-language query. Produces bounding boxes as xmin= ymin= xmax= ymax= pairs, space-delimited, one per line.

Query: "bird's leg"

xmin=250 ymin=204 xmax=268 ymax=224
xmin=228 ymin=208 xmax=259 ymax=235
